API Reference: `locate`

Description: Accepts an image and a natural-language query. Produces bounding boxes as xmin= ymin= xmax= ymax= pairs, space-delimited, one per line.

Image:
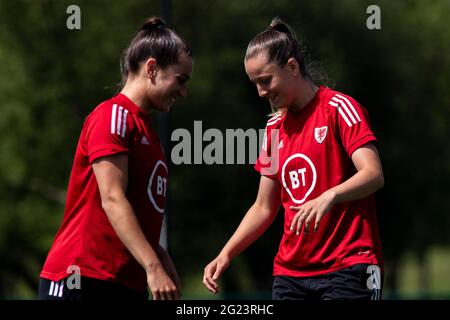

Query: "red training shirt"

xmin=255 ymin=86 xmax=383 ymax=277
xmin=40 ymin=93 xmax=168 ymax=292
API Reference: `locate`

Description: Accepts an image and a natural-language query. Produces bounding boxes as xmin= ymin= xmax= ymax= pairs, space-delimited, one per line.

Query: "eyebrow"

xmin=250 ymin=75 xmax=271 ymax=82
xmin=178 ymin=73 xmax=190 ymax=81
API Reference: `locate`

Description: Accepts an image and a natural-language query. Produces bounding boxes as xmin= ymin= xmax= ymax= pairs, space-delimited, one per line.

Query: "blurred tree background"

xmin=0 ymin=0 xmax=449 ymax=299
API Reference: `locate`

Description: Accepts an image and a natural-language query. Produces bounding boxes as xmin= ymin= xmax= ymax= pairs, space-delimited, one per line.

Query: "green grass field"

xmin=8 ymin=246 xmax=450 ymax=299
xmin=182 ymin=246 xmax=450 ymax=300
xmin=391 ymin=246 xmax=450 ymax=299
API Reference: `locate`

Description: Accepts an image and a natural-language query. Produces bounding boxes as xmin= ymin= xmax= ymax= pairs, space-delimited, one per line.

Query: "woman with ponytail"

xmin=203 ymin=18 xmax=384 ymax=300
xmin=39 ymin=16 xmax=193 ymax=300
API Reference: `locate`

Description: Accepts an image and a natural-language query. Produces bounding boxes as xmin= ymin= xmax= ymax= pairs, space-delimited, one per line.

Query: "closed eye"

xmin=258 ymin=77 xmax=272 ymax=86
xmin=177 ymin=77 xmax=187 ymax=85
xmin=176 ymin=74 xmax=190 ymax=85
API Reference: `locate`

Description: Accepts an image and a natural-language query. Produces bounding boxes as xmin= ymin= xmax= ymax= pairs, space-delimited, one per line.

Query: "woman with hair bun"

xmin=39 ymin=16 xmax=193 ymax=300
xmin=203 ymin=17 xmax=384 ymax=300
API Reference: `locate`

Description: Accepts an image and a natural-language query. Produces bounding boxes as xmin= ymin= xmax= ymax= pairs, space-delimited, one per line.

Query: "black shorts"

xmin=38 ymin=276 xmax=148 ymax=300
xmin=272 ymin=264 xmax=383 ymax=300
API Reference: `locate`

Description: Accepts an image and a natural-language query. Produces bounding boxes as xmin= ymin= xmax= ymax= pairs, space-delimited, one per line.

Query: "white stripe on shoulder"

xmin=266 ymin=112 xmax=283 ymax=126
xmin=328 ymin=100 xmax=352 ymax=127
xmin=117 ymin=106 xmax=123 ymax=135
xmin=111 ymin=104 xmax=128 ymax=138
xmin=267 ymin=117 xmax=282 ymax=126
xmin=121 ymin=109 xmax=128 ymax=138
xmin=331 ymin=96 xmax=357 ymax=124
xmin=335 ymin=93 xmax=361 ymax=122
xmin=111 ymin=104 xmax=117 ymax=134
xmin=329 ymin=93 xmax=362 ymax=127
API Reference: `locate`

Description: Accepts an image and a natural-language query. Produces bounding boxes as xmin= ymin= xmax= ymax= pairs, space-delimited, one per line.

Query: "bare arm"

xmin=92 ymin=154 xmax=180 ymax=300
xmin=155 ymin=244 xmax=182 ymax=292
xmin=202 ymin=176 xmax=281 ymax=294
xmin=290 ymin=143 xmax=384 ymax=233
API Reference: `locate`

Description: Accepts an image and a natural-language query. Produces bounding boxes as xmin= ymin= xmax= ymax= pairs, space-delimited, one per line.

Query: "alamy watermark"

xmin=366 ymin=5 xmax=381 ymax=30
xmin=66 ymin=5 xmax=380 ymax=32
xmin=66 ymin=5 xmax=81 ymax=30
xmin=170 ymin=121 xmax=280 ymax=174
xmin=66 ymin=264 xmax=81 ymax=289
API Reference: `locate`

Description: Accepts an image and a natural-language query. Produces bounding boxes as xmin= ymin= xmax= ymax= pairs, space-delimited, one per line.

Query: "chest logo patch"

xmin=281 ymin=153 xmax=317 ymax=204
xmin=147 ymin=160 xmax=168 ymax=214
xmin=314 ymin=126 xmax=328 ymax=144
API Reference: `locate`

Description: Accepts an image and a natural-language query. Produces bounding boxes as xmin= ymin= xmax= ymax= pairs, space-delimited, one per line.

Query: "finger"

xmin=164 ymin=288 xmax=173 ymax=300
xmin=212 ymin=264 xmax=224 ymax=281
xmin=314 ymin=213 xmax=324 ymax=232
xmin=297 ymin=209 xmax=311 ymax=235
xmin=205 ymin=264 xmax=216 ymax=279
xmin=204 ymin=278 xmax=218 ymax=294
xmin=152 ymin=290 xmax=160 ymax=300
xmin=204 ymin=266 xmax=219 ymax=290
xmin=203 ymin=273 xmax=218 ymax=293
xmin=168 ymin=287 xmax=177 ymax=300
xmin=304 ymin=212 xmax=316 ymax=232
xmin=296 ymin=213 xmax=305 ymax=235
xmin=290 ymin=205 xmax=301 ymax=211
xmin=290 ymin=214 xmax=298 ymax=231
xmin=160 ymin=290 xmax=168 ymax=301
xmin=290 ymin=210 xmax=303 ymax=231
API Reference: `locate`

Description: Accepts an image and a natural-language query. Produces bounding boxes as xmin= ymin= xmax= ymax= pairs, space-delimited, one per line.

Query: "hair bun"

xmin=269 ymin=17 xmax=293 ymax=37
xmin=140 ymin=16 xmax=166 ymax=31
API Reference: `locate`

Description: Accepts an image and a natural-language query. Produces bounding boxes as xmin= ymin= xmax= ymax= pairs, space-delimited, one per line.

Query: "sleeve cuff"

xmin=347 ymin=134 xmax=377 ymax=157
xmin=88 ymin=145 xmax=129 ymax=164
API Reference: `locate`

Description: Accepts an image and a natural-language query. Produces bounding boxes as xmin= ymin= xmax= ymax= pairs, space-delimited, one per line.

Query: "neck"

xmin=120 ymin=78 xmax=151 ymax=113
xmin=288 ymin=78 xmax=319 ymax=113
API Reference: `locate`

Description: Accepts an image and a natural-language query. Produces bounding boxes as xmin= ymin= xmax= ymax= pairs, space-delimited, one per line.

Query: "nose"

xmin=257 ymin=84 xmax=267 ymax=98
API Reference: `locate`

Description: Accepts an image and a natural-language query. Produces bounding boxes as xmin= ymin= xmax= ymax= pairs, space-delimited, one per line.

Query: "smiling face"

xmin=148 ymin=53 xmax=193 ymax=113
xmin=244 ymin=51 xmax=299 ymax=111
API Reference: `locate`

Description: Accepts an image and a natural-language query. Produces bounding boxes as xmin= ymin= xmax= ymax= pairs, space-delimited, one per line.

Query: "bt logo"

xmin=282 ymin=153 xmax=317 ymax=204
xmin=147 ymin=160 xmax=168 ymax=213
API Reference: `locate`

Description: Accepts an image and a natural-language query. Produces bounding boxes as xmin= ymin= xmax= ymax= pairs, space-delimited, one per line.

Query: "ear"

xmin=144 ymin=58 xmax=157 ymax=79
xmin=287 ymin=58 xmax=300 ymax=77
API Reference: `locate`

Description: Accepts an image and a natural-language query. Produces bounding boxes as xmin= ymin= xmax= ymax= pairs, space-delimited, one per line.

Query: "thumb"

xmin=212 ymin=264 xmax=223 ymax=280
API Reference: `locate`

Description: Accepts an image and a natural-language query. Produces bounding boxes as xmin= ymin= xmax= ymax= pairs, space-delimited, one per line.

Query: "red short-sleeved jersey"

xmin=255 ymin=86 xmax=383 ymax=277
xmin=40 ymin=93 xmax=168 ymax=292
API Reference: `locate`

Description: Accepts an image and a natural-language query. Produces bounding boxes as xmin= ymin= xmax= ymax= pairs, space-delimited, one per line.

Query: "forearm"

xmin=156 ymin=245 xmax=180 ymax=282
xmin=102 ymin=196 xmax=162 ymax=272
xmin=155 ymin=245 xmax=176 ymax=271
xmin=220 ymin=203 xmax=277 ymax=260
xmin=327 ymin=167 xmax=384 ymax=205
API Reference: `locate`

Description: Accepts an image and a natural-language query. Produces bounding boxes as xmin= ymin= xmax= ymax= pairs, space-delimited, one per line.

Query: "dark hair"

xmin=245 ymin=17 xmax=331 ymax=86
xmin=120 ymin=16 xmax=192 ymax=82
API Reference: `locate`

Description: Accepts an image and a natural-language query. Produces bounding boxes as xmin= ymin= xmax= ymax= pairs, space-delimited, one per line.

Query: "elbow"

xmin=101 ymin=198 xmax=114 ymax=214
xmin=375 ymin=172 xmax=385 ymax=191
xmin=101 ymin=193 xmax=125 ymax=213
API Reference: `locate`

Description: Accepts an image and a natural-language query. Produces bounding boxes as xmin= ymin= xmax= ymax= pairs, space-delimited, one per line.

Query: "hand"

xmin=290 ymin=190 xmax=336 ymax=234
xmin=202 ymin=255 xmax=230 ymax=294
xmin=156 ymin=246 xmax=183 ymax=297
xmin=146 ymin=263 xmax=181 ymax=300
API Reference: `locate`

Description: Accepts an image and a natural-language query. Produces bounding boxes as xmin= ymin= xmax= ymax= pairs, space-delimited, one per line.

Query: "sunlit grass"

xmin=391 ymin=246 xmax=450 ymax=299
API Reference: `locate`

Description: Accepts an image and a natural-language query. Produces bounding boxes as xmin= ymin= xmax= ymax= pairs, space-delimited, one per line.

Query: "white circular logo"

xmin=147 ymin=160 xmax=168 ymax=214
xmin=281 ymin=153 xmax=317 ymax=204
